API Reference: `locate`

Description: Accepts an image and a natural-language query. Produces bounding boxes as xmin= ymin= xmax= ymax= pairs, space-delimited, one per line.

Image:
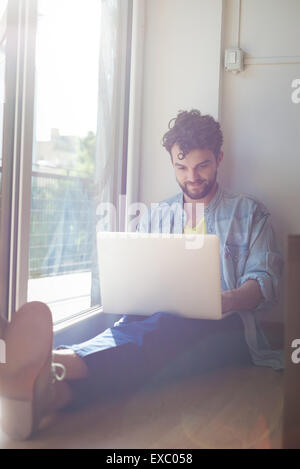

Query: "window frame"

xmin=0 ymin=0 xmax=37 ymax=321
xmin=0 ymin=0 xmax=134 ymax=342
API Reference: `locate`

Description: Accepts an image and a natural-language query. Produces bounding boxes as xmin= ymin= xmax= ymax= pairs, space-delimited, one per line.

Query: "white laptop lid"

xmin=97 ymin=232 xmax=224 ymax=320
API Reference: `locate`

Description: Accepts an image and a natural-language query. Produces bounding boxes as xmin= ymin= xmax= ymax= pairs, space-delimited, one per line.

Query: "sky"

xmin=36 ymin=0 xmax=102 ymax=141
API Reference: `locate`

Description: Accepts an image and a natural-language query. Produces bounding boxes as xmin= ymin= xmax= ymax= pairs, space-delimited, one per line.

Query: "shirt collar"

xmin=204 ymin=183 xmax=223 ymax=214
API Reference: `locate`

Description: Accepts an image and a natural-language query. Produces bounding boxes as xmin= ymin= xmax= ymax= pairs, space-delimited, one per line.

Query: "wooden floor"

xmin=0 ymin=365 xmax=283 ymax=449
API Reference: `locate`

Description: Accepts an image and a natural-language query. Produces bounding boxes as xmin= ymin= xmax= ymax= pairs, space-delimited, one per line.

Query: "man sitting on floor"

xmin=0 ymin=109 xmax=284 ymax=440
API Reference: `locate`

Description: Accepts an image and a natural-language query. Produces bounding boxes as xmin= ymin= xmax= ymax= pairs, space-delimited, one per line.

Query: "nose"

xmin=187 ymin=169 xmax=200 ymax=183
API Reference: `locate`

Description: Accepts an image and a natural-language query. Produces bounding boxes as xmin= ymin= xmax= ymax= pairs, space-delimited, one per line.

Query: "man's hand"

xmin=221 ymin=279 xmax=264 ymax=314
xmin=221 ymin=290 xmax=234 ymax=314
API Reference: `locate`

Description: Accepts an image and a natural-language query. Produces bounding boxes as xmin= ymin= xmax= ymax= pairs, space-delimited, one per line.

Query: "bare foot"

xmin=0 ymin=302 xmax=57 ymax=440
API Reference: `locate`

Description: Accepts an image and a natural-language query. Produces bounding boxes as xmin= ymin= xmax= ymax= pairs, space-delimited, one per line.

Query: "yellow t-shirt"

xmin=183 ymin=217 xmax=206 ymax=235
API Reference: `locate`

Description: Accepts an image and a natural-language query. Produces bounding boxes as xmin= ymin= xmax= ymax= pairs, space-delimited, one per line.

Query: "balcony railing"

xmin=1 ymin=166 xmax=97 ymax=321
xmin=29 ymin=169 xmax=95 ymax=278
xmin=0 ymin=165 xmax=95 ymax=276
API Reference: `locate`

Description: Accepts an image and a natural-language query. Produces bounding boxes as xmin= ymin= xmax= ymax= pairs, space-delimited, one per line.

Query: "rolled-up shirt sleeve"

xmin=237 ymin=210 xmax=284 ymax=311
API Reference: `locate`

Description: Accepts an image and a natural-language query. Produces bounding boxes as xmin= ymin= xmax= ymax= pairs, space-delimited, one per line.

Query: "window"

xmin=0 ymin=0 xmax=132 ymax=325
xmin=27 ymin=0 xmax=102 ymax=323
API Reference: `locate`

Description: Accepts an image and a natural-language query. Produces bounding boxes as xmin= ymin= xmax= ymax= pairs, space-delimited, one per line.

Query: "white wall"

xmin=220 ymin=0 xmax=300 ymax=243
xmin=138 ymin=0 xmax=223 ymax=205
xmin=220 ymin=0 xmax=300 ymax=320
xmin=136 ymin=0 xmax=300 ymax=321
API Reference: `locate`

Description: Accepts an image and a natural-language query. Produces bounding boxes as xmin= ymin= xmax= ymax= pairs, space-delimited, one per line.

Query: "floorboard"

xmin=0 ymin=365 xmax=283 ymax=449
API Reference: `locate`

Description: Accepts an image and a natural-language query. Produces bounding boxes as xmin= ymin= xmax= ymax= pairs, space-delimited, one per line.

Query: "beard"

xmin=177 ymin=170 xmax=218 ymax=200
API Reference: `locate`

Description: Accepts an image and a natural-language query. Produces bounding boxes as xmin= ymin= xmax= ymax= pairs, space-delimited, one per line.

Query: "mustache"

xmin=186 ymin=180 xmax=206 ymax=186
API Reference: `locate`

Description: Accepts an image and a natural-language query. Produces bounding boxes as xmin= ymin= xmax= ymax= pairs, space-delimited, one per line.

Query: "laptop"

xmin=97 ymin=232 xmax=230 ymax=320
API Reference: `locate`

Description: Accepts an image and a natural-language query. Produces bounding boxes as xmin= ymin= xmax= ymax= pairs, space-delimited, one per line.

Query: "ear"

xmin=216 ymin=151 xmax=224 ymax=167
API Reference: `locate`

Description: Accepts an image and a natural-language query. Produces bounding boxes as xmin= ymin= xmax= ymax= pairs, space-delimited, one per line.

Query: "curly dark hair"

xmin=162 ymin=109 xmax=223 ymax=159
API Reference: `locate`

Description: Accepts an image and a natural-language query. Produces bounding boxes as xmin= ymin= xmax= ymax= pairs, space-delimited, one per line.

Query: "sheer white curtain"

xmin=91 ymin=0 xmax=131 ymax=305
xmin=95 ymin=0 xmax=129 ymax=216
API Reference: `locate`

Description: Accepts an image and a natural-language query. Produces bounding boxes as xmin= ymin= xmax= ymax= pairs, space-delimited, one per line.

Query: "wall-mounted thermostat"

xmin=224 ymin=48 xmax=244 ymax=74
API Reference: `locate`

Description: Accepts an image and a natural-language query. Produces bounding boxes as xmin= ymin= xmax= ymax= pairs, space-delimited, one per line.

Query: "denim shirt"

xmin=136 ymin=184 xmax=284 ymax=370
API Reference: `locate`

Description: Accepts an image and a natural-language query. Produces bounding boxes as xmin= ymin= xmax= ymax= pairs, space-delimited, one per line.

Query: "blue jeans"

xmin=58 ymin=312 xmax=252 ymax=409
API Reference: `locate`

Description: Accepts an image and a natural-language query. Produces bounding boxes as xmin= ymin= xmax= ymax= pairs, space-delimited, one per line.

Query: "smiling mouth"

xmin=188 ymin=182 xmax=204 ymax=187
